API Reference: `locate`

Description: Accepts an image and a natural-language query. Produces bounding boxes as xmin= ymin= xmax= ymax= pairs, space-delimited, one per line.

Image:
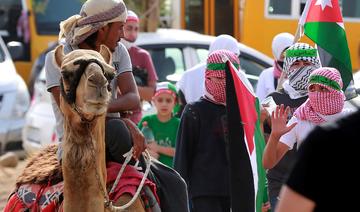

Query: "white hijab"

xmin=271 ymin=32 xmax=294 ymax=60
xmin=209 ymin=34 xmax=240 ymax=56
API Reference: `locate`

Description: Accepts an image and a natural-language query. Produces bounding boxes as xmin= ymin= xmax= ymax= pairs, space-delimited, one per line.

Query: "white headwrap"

xmin=126 ymin=10 xmax=139 ymax=23
xmin=272 ymin=32 xmax=294 ymax=60
xmin=209 ymin=34 xmax=240 ymax=56
xmin=59 ymin=0 xmax=127 ymax=46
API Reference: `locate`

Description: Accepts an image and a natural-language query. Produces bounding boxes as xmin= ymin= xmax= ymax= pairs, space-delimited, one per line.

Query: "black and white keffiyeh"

xmin=282 ymin=43 xmax=321 ymax=98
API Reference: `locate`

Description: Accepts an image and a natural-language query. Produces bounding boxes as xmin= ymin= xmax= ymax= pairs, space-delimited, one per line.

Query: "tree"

xmin=125 ymin=0 xmax=169 ymax=32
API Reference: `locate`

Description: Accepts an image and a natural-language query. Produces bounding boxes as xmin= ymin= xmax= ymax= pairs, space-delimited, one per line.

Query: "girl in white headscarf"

xmin=256 ymin=33 xmax=294 ymax=102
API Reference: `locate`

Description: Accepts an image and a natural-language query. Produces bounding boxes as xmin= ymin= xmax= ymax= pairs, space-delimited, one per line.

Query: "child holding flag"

xmin=175 ymin=50 xmax=270 ymax=212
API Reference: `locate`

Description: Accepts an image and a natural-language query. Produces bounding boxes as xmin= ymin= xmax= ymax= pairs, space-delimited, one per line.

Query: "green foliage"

xmin=124 ymin=0 xmax=145 ymax=15
xmin=32 ymin=0 xmax=49 ymax=14
xmin=124 ymin=0 xmax=170 ymax=17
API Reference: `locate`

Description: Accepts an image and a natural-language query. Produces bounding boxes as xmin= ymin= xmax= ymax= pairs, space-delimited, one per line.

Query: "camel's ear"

xmin=54 ymin=45 xmax=65 ymax=68
xmin=99 ymin=45 xmax=112 ymax=65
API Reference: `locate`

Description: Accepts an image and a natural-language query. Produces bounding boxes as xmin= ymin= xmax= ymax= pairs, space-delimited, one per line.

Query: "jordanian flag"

xmin=297 ymin=0 xmax=352 ymax=89
xmin=225 ymin=60 xmax=268 ymax=212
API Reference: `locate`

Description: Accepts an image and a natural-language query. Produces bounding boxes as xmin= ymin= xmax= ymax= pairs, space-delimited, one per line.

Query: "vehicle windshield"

xmin=32 ymin=0 xmax=83 ymax=35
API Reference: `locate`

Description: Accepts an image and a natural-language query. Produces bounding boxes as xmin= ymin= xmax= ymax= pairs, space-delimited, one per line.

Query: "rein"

xmin=85 ymin=126 xmax=112 ymax=209
xmin=107 ymin=149 xmax=152 ymax=212
xmin=85 ymin=122 xmax=152 ymax=211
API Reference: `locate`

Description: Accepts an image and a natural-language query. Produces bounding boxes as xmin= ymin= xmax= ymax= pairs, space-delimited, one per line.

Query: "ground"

xmin=0 ymin=160 xmax=26 ymax=210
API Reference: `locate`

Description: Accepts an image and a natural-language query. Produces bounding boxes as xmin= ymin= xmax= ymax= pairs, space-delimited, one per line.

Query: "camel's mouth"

xmin=87 ymin=98 xmax=109 ymax=106
xmin=89 ymin=102 xmax=107 ymax=111
xmin=78 ymin=100 xmax=109 ymax=116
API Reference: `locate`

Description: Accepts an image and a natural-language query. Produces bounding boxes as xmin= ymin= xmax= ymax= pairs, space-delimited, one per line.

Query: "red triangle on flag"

xmin=306 ymin=0 xmax=343 ymax=23
xmin=227 ymin=61 xmax=256 ymax=154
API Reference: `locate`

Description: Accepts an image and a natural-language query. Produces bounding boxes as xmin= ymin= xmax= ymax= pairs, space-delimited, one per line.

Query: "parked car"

xmin=22 ymin=67 xmax=57 ymax=155
xmin=136 ymin=28 xmax=272 ymax=88
xmin=22 ymin=29 xmax=273 ymax=154
xmin=0 ymin=36 xmax=29 ymax=156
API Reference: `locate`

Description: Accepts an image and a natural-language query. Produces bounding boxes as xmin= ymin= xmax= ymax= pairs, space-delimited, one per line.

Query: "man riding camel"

xmin=45 ymin=0 xmax=145 ymax=161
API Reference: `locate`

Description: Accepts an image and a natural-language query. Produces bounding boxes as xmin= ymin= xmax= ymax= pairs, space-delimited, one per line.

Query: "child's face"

xmin=309 ymin=84 xmax=330 ymax=93
xmin=153 ymin=93 xmax=176 ymax=116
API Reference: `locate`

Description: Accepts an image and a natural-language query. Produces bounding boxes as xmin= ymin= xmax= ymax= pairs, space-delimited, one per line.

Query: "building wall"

xmin=176 ymin=0 xmax=360 ymax=70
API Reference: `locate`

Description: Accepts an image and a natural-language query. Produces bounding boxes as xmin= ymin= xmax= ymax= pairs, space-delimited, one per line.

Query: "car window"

xmin=196 ymin=48 xmax=208 ymax=63
xmin=239 ymin=54 xmax=270 ymax=89
xmin=0 ymin=45 xmax=5 ymax=62
xmin=146 ymin=47 xmax=185 ymax=83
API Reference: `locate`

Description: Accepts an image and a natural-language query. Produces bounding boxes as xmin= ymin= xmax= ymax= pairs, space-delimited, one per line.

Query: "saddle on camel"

xmin=4 ymin=45 xmax=189 ymax=212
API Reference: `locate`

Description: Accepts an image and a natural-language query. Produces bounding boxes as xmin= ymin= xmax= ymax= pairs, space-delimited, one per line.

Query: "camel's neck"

xmin=62 ymin=115 xmax=107 ymax=212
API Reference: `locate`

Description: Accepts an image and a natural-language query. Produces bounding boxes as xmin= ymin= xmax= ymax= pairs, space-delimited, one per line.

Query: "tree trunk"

xmin=143 ymin=0 xmax=159 ymax=32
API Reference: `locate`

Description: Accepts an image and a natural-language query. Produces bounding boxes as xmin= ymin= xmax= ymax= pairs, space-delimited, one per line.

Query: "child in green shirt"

xmin=138 ymin=82 xmax=180 ymax=167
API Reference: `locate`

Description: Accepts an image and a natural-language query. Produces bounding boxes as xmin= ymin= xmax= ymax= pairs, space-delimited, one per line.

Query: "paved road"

xmin=0 ymin=160 xmax=26 ymax=211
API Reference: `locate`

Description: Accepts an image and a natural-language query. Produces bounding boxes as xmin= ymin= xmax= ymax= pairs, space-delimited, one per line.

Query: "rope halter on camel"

xmin=106 ymin=148 xmax=152 ymax=212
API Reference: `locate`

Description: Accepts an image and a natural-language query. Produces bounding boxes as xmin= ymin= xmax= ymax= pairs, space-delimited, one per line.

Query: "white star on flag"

xmin=315 ymin=0 xmax=333 ymax=11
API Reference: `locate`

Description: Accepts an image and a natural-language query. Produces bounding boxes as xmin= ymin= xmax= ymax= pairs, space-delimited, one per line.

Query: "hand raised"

xmin=271 ymin=104 xmax=297 ymax=138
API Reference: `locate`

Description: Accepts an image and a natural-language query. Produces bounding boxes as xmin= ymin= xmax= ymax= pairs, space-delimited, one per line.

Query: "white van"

xmin=0 ymin=36 xmax=29 ymax=156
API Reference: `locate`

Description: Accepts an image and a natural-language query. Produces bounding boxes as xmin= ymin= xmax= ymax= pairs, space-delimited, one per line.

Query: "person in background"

xmin=121 ymin=10 xmax=158 ymax=124
xmin=261 ymin=42 xmax=321 ymax=209
xmin=256 ymin=33 xmax=294 ymax=102
xmin=174 ymin=50 xmax=239 ymax=212
xmin=176 ymin=34 xmax=239 ymax=115
xmin=138 ymin=82 xmax=179 ymax=167
xmin=276 ymin=109 xmax=359 ymax=212
xmin=263 ymin=67 xmax=353 ymax=170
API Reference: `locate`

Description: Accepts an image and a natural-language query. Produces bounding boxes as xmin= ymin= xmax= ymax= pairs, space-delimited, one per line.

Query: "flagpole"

xmin=294 ymin=0 xmax=311 ymax=43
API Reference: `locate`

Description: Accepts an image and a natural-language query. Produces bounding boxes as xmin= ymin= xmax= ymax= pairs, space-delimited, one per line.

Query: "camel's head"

xmin=54 ymin=45 xmax=115 ymax=120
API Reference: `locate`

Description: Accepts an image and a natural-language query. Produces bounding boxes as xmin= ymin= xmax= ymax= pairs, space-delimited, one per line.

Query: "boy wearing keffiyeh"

xmin=263 ymin=43 xmax=321 ymax=209
xmin=174 ymin=50 xmax=240 ymax=211
xmin=263 ymin=67 xmax=353 ymax=170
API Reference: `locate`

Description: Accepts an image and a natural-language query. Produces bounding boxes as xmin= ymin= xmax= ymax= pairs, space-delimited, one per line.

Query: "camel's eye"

xmin=62 ymin=71 xmax=74 ymax=82
xmin=104 ymin=71 xmax=115 ymax=81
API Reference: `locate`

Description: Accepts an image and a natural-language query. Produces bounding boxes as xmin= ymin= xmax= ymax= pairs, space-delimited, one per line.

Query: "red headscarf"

xmin=204 ymin=50 xmax=240 ymax=105
xmin=294 ymin=67 xmax=344 ymax=124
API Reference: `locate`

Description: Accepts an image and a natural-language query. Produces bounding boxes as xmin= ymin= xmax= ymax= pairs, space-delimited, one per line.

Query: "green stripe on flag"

xmin=304 ymin=22 xmax=352 ymax=89
xmin=255 ymin=98 xmax=268 ymax=212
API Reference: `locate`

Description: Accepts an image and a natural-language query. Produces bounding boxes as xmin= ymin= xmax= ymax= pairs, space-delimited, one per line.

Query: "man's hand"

xmin=148 ymin=149 xmax=159 ymax=159
xmin=260 ymin=106 xmax=270 ymax=125
xmin=122 ymin=118 xmax=145 ymax=159
xmin=262 ymin=201 xmax=271 ymax=212
xmin=147 ymin=141 xmax=159 ymax=153
xmin=270 ymin=104 xmax=296 ymax=138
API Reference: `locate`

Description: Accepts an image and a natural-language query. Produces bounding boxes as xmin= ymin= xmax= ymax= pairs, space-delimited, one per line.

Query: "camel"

xmin=55 ymin=44 xmax=114 ymax=212
xmin=4 ymin=45 xmax=148 ymax=212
